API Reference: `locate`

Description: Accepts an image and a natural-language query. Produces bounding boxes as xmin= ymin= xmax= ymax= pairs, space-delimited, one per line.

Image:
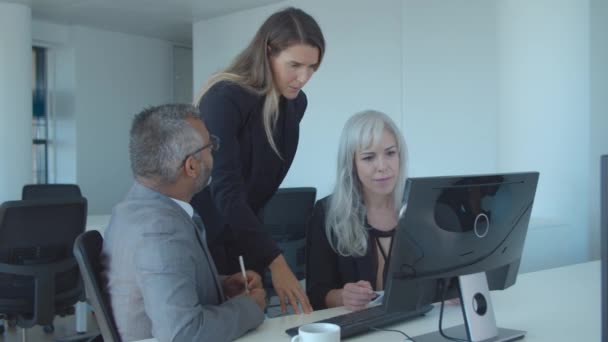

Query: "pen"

xmin=238 ymin=255 xmax=250 ymax=295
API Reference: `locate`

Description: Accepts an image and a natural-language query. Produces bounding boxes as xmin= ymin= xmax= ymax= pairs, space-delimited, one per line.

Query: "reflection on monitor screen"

xmin=383 ymin=172 xmax=539 ymax=342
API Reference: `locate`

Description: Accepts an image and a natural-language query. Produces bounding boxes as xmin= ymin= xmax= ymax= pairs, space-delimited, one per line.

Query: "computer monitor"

xmin=601 ymin=155 xmax=607 ymax=342
xmin=383 ymin=172 xmax=539 ymax=342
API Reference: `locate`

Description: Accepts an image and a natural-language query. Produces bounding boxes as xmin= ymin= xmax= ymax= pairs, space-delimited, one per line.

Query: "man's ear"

xmin=183 ymin=156 xmax=198 ymax=178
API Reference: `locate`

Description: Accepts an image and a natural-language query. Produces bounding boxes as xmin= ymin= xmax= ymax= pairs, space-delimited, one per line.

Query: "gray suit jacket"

xmin=102 ymin=182 xmax=264 ymax=342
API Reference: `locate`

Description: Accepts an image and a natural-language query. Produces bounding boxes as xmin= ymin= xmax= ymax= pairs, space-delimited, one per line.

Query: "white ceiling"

xmin=7 ymin=0 xmax=285 ymax=46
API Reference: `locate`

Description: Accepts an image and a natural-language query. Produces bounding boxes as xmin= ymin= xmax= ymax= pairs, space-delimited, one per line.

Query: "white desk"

xmin=239 ymin=261 xmax=601 ymax=341
xmin=136 ymin=260 xmax=601 ymax=342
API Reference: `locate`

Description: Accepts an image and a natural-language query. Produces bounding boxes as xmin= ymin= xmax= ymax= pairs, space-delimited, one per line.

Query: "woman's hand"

xmin=269 ymin=254 xmax=313 ymax=314
xmin=341 ymin=280 xmax=376 ymax=311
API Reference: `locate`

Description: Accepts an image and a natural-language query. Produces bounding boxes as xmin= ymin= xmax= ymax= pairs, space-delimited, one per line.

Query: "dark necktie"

xmin=192 ymin=212 xmax=224 ymax=300
xmin=192 ymin=212 xmax=207 ymax=242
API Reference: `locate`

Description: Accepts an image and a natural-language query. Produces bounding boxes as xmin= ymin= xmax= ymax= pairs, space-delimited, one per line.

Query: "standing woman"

xmin=191 ymin=7 xmax=325 ymax=314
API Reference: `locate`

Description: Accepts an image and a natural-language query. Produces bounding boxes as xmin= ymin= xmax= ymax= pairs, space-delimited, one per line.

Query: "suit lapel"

xmin=130 ymin=182 xmax=226 ymax=303
xmin=191 ymin=217 xmax=225 ymax=301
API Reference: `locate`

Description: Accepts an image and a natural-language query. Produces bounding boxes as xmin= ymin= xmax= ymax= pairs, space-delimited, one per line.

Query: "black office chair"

xmin=0 ymin=198 xmax=93 ymax=341
xmin=22 ymin=184 xmax=82 ymax=200
xmin=73 ymin=231 xmax=121 ymax=342
xmin=8 ymin=183 xmax=87 ymax=336
xmin=261 ymin=187 xmax=316 ymax=308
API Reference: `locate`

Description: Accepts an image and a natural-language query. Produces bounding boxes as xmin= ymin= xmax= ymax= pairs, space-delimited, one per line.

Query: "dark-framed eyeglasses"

xmin=179 ymin=135 xmax=220 ymax=168
xmin=201 ymin=134 xmax=220 ymax=153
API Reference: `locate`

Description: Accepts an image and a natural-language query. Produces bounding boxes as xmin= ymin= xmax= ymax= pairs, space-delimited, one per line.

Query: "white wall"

xmin=0 ymin=2 xmax=32 ymax=203
xmin=33 ymin=21 xmax=175 ymax=214
xmin=173 ymin=46 xmax=193 ymax=104
xmin=401 ymin=0 xmax=498 ymax=177
xmin=497 ymin=0 xmax=591 ymax=266
xmin=192 ymin=0 xmax=600 ymax=270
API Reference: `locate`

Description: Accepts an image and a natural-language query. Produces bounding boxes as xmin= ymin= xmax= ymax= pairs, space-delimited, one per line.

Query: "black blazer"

xmin=306 ymin=196 xmax=382 ymax=310
xmin=191 ymin=81 xmax=307 ymax=275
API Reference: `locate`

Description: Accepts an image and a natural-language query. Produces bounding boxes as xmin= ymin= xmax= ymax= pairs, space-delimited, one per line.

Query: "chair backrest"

xmin=73 ymin=230 xmax=121 ymax=342
xmin=0 ymin=198 xmax=87 ymax=328
xmin=22 ymin=184 xmax=82 ymax=200
xmin=262 ymin=187 xmax=316 ymax=280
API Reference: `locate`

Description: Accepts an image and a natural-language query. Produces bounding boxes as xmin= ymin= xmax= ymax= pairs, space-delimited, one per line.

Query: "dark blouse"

xmin=306 ymin=196 xmax=394 ymax=310
xmin=191 ymin=81 xmax=307 ymax=275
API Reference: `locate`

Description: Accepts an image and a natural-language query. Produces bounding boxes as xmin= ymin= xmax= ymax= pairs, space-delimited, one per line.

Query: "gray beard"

xmin=194 ymin=172 xmax=210 ymax=193
xmin=193 ymin=158 xmax=212 ymax=193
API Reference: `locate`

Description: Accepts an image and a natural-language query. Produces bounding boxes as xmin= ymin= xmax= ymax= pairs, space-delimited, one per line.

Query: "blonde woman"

xmin=306 ymin=110 xmax=408 ymax=311
xmin=191 ymin=7 xmax=325 ymax=314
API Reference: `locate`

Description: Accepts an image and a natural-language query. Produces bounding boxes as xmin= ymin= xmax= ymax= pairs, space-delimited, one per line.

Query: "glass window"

xmin=32 ymin=46 xmax=48 ymax=184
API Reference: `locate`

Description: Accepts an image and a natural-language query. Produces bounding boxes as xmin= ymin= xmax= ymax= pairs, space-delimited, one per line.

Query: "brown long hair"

xmin=194 ymin=7 xmax=325 ymax=157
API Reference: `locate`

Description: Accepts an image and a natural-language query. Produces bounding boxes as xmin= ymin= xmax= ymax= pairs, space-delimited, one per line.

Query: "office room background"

xmin=1 ymin=0 xmax=606 ymax=274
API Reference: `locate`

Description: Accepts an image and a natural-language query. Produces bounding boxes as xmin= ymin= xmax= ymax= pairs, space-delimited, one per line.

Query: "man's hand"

xmin=223 ymin=271 xmax=262 ymax=297
xmin=248 ymin=288 xmax=267 ymax=311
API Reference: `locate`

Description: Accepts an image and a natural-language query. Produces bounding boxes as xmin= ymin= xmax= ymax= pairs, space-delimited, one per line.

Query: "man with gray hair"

xmin=102 ymin=104 xmax=266 ymax=342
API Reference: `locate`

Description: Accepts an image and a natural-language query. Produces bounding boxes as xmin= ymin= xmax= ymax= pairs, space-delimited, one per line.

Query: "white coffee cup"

xmin=291 ymin=323 xmax=341 ymax=342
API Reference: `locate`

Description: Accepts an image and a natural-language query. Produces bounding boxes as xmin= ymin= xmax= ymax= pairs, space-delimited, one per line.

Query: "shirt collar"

xmin=170 ymin=197 xmax=194 ymax=218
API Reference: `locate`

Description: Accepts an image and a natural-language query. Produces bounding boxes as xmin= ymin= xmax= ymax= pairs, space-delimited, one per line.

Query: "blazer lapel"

xmin=191 ymin=216 xmax=225 ymax=302
xmin=131 ymin=182 xmax=226 ymax=302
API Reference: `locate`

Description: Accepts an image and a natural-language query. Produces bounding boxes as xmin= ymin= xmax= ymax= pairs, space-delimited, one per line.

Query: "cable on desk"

xmin=369 ymin=326 xmax=417 ymax=342
xmin=438 ymin=279 xmax=470 ymax=342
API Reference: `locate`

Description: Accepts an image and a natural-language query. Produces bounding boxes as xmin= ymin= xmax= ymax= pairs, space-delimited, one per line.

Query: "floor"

xmin=0 ymin=312 xmax=99 ymax=342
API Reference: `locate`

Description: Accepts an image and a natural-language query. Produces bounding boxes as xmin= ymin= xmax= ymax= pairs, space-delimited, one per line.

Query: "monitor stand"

xmin=413 ymin=272 xmax=526 ymax=342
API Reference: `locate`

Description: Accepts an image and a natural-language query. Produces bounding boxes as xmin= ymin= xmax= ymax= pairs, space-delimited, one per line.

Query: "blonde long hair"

xmin=326 ymin=110 xmax=408 ymax=257
xmin=194 ymin=7 xmax=325 ymax=157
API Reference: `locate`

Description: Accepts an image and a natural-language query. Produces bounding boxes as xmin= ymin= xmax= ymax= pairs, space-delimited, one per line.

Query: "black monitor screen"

xmin=384 ymin=172 xmax=539 ymax=312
